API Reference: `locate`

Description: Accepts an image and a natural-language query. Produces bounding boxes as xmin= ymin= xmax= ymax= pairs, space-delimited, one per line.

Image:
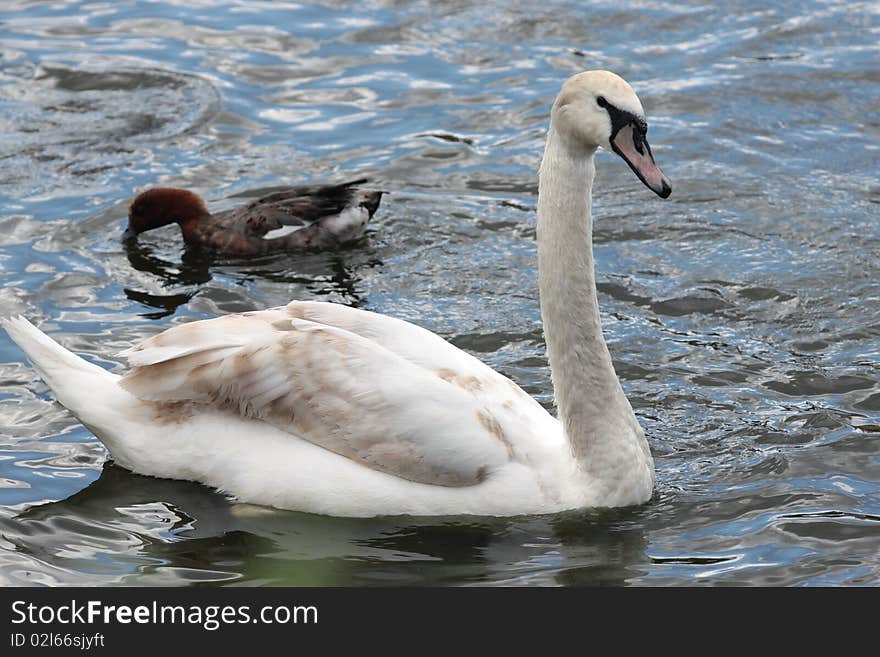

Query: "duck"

xmin=3 ymin=71 xmax=671 ymax=517
xmin=122 ymin=179 xmax=383 ymax=255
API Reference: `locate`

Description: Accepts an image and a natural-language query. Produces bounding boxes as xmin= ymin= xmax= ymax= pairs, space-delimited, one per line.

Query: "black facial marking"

xmin=600 ymin=99 xmax=646 ymax=142
xmin=598 ymin=99 xmax=669 ymax=198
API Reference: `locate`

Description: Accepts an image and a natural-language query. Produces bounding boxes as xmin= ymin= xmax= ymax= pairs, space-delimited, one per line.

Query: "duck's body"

xmin=5 ymin=71 xmax=671 ymax=517
xmin=124 ymin=179 xmax=382 ymax=255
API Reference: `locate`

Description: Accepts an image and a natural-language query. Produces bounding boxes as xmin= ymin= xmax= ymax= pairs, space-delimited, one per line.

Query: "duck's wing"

xmin=220 ymin=179 xmax=382 ymax=243
xmin=246 ymin=178 xmax=370 ymax=207
xmin=118 ymin=303 xmax=554 ymax=487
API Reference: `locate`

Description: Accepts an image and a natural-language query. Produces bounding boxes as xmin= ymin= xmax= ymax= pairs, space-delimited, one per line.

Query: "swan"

xmin=123 ymin=179 xmax=382 ymax=255
xmin=3 ymin=71 xmax=671 ymax=517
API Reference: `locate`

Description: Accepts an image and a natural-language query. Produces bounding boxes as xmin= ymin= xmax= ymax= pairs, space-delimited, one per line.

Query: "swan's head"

xmin=552 ymin=70 xmax=671 ymax=198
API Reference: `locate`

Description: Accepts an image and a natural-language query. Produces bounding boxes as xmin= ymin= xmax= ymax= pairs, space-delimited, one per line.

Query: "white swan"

xmin=3 ymin=71 xmax=671 ymax=517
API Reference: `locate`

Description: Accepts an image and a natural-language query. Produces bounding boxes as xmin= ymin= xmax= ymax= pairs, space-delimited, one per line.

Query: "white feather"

xmin=261 ymin=224 xmax=304 ymax=240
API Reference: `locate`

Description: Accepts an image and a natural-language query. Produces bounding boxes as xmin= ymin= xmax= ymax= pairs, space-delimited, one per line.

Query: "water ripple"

xmin=0 ymin=0 xmax=878 ymax=586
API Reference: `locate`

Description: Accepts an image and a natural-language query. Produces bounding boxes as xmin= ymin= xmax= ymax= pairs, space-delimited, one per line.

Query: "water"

xmin=0 ymin=0 xmax=878 ymax=586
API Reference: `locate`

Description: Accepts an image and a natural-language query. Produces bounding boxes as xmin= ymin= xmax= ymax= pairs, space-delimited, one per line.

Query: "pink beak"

xmin=611 ymin=123 xmax=671 ymax=198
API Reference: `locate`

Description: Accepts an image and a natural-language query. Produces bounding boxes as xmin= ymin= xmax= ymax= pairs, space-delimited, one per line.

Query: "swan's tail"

xmin=1 ymin=316 xmax=121 ymax=421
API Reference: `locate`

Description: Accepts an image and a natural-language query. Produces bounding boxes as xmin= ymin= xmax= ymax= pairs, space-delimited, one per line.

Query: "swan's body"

xmin=3 ymin=71 xmax=671 ymax=517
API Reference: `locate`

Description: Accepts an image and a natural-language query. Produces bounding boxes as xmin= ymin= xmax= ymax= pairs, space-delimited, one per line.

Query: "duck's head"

xmin=551 ymin=70 xmax=671 ymax=198
xmin=123 ymin=188 xmax=209 ymax=240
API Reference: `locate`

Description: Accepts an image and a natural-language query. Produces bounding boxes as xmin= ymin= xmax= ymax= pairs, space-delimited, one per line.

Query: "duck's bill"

xmin=610 ymin=123 xmax=672 ymax=198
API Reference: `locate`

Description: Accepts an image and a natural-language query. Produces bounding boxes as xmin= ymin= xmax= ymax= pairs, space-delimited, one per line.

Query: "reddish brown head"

xmin=123 ymin=188 xmax=210 ymax=240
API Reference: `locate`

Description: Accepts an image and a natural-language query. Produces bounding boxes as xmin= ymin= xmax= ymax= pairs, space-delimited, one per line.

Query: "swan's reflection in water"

xmin=7 ymin=463 xmax=650 ymax=586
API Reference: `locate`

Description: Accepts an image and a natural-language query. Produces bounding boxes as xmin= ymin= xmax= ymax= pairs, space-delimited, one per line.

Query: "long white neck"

xmin=537 ymin=125 xmax=652 ymax=495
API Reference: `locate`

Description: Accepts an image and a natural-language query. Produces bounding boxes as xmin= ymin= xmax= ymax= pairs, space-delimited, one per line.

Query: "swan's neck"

xmin=537 ymin=126 xmax=651 ymax=489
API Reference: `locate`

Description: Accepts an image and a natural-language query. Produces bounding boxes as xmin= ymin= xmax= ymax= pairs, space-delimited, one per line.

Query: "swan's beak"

xmin=610 ymin=123 xmax=672 ymax=198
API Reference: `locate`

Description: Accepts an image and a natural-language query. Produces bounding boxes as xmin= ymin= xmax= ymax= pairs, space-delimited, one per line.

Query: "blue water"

xmin=0 ymin=0 xmax=878 ymax=586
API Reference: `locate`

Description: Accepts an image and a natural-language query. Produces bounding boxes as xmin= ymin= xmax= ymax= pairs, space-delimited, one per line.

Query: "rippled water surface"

xmin=1 ymin=0 xmax=878 ymax=586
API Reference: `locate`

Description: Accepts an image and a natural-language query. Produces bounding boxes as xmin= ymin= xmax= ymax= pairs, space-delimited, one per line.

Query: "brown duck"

xmin=123 ymin=179 xmax=383 ymax=255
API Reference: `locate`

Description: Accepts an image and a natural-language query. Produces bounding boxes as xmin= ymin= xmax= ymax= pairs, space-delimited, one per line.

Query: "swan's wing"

xmin=118 ymin=307 xmax=531 ymax=486
xmin=286 ymin=301 xmax=551 ymax=417
xmin=286 ymin=302 xmax=560 ymax=451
